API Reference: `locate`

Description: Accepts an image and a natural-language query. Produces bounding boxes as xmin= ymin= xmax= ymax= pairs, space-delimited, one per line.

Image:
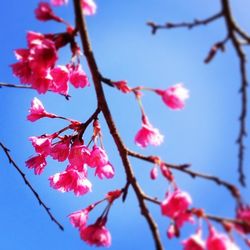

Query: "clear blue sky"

xmin=0 ymin=0 xmax=250 ymax=249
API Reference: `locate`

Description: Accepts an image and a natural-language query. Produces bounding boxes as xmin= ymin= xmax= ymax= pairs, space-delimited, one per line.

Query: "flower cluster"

xmin=68 ymin=190 xmax=122 ymax=247
xmin=11 ymin=2 xmax=89 ymax=95
xmin=26 ymin=98 xmax=114 ymax=196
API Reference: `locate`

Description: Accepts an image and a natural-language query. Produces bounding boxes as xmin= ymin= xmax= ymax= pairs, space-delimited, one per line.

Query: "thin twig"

xmin=0 ymin=142 xmax=64 ymax=231
xmin=127 ymin=150 xmax=241 ymax=202
xmin=73 ymin=1 xmax=164 ymax=249
xmin=0 ymin=82 xmax=71 ymax=100
xmin=147 ymin=12 xmax=223 ymax=34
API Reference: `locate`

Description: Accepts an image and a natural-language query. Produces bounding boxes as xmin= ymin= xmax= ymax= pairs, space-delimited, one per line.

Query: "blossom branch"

xmin=0 ymin=142 xmax=64 ymax=231
xmin=142 ymin=193 xmax=250 ymax=229
xmin=147 ymin=12 xmax=223 ymax=34
xmin=73 ymin=1 xmax=163 ymax=249
xmin=0 ymin=82 xmax=71 ymax=100
xmin=127 ymin=150 xmax=241 ymax=202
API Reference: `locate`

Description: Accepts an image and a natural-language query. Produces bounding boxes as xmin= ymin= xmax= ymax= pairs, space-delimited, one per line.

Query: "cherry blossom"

xmin=135 ymin=115 xmax=163 ymax=147
xmin=95 ymin=162 xmax=115 ymax=179
xmin=29 ymin=135 xmax=52 ymax=156
xmin=88 ymin=145 xmax=109 ymax=168
xmin=182 ymin=230 xmax=205 ymax=250
xmin=27 ymin=97 xmax=56 ymax=122
xmin=68 ymin=139 xmax=90 ymax=168
xmin=80 ymin=224 xmax=111 ymax=247
xmin=81 ymin=0 xmax=97 ymax=16
xmin=206 ymin=226 xmax=240 ymax=250
xmin=156 ymin=83 xmax=189 ymax=110
xmin=50 ymin=136 xmax=71 ymax=162
xmin=50 ymin=65 xmax=69 ymax=95
xmin=68 ymin=208 xmax=90 ymax=229
xmin=69 ymin=64 xmax=89 ymax=88
xmin=49 ymin=168 xmax=92 ymax=196
xmin=25 ymin=154 xmax=47 ymax=175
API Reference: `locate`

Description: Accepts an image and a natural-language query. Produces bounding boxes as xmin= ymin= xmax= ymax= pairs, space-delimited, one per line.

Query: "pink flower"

xmin=236 ymin=205 xmax=250 ymax=234
xmin=88 ymin=145 xmax=109 ymax=168
xmin=49 ymin=168 xmax=92 ymax=196
xmin=95 ymin=162 xmax=115 ymax=179
xmin=69 ymin=64 xmax=89 ymax=88
xmin=27 ymin=97 xmax=56 ymax=122
xmin=11 ymin=50 xmax=32 ymax=84
xmin=80 ymin=224 xmax=111 ymax=247
xmin=28 ymin=38 xmax=58 ymax=74
xmin=161 ymin=189 xmax=192 ymax=219
xmin=182 ymin=230 xmax=205 ymax=250
xmin=35 ymin=2 xmax=61 ymax=22
xmin=29 ymin=135 xmax=52 ymax=156
xmin=81 ymin=0 xmax=97 ymax=16
xmin=156 ymin=83 xmax=189 ymax=110
xmin=49 ymin=65 xmax=69 ymax=95
xmin=68 ymin=208 xmax=90 ymax=229
xmin=68 ymin=139 xmax=90 ymax=168
xmin=25 ymin=154 xmax=47 ymax=175
xmin=51 ymin=0 xmax=68 ymax=6
xmin=30 ymin=71 xmax=53 ymax=94
xmin=50 ymin=136 xmax=71 ymax=162
xmin=135 ymin=115 xmax=163 ymax=148
xmin=206 ymin=227 xmax=240 ymax=250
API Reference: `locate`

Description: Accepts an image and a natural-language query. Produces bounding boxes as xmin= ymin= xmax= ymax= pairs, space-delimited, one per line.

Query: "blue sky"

xmin=0 ymin=0 xmax=250 ymax=249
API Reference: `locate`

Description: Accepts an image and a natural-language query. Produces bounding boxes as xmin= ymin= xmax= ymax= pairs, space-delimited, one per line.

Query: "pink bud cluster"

xmin=26 ymin=98 xmax=114 ymax=196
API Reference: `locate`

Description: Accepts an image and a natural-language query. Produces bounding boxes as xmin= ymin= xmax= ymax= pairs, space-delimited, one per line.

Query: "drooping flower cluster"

xmin=68 ymin=190 xmax=122 ymax=247
xmin=11 ymin=2 xmax=90 ymax=95
xmin=161 ymin=187 xmax=194 ymax=234
xmin=26 ymin=98 xmax=114 ymax=196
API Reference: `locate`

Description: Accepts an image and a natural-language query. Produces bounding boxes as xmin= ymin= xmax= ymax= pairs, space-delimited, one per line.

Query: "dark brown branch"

xmin=147 ymin=12 xmax=223 ymax=34
xmin=73 ymin=1 xmax=163 ymax=249
xmin=127 ymin=150 xmax=241 ymax=202
xmin=220 ymin=0 xmax=248 ymax=186
xmin=0 ymin=142 xmax=64 ymax=231
xmin=0 ymin=82 xmax=71 ymax=100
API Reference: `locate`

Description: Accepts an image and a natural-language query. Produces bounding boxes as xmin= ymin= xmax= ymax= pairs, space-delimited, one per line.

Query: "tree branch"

xmin=0 ymin=142 xmax=64 ymax=231
xmin=127 ymin=150 xmax=241 ymax=202
xmin=147 ymin=12 xmax=223 ymax=34
xmin=220 ymin=0 xmax=248 ymax=186
xmin=73 ymin=1 xmax=163 ymax=249
xmin=0 ymin=82 xmax=71 ymax=100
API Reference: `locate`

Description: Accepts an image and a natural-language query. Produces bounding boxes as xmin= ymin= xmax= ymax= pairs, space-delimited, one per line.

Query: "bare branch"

xmin=220 ymin=0 xmax=248 ymax=186
xmin=147 ymin=12 xmax=223 ymax=34
xmin=0 ymin=142 xmax=64 ymax=231
xmin=0 ymin=82 xmax=71 ymax=100
xmin=127 ymin=150 xmax=241 ymax=202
